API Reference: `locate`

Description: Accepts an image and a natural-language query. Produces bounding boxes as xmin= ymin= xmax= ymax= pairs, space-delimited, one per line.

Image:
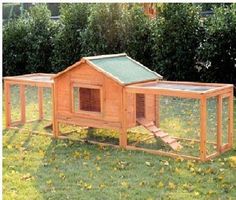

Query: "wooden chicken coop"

xmin=4 ymin=53 xmax=234 ymax=161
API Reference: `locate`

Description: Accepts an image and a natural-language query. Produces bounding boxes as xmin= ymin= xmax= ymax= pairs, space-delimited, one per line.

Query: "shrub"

xmin=26 ymin=4 xmax=57 ymax=73
xmin=80 ymin=4 xmax=126 ymax=55
xmin=3 ymin=18 xmax=30 ymax=76
xmin=121 ymin=5 xmax=155 ymax=69
xmin=51 ymin=4 xmax=91 ymax=72
xmin=152 ymin=4 xmax=203 ymax=81
xmin=197 ymin=4 xmax=236 ymax=87
xmin=3 ymin=4 xmax=56 ymax=76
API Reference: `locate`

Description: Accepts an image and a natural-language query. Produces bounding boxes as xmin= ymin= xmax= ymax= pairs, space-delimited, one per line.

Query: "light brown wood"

xmin=200 ymin=96 xmax=207 ymax=161
xmin=52 ymin=80 xmax=59 ymax=137
xmin=120 ymin=87 xmax=127 ymax=148
xmin=3 ymin=58 xmax=234 ymax=161
xmin=38 ymin=87 xmax=43 ymax=120
xmin=3 ymin=79 xmax=53 ymax=87
xmin=20 ymin=84 xmax=26 ymax=123
xmin=217 ymin=94 xmax=223 ymax=153
xmin=155 ymin=95 xmax=160 ymax=127
xmin=126 ymin=86 xmax=202 ymax=99
xmin=228 ymin=88 xmax=234 ymax=148
xmin=126 ymin=145 xmax=200 ymax=161
xmin=145 ymin=94 xmax=156 ymax=122
xmin=4 ymin=81 xmax=11 ymax=128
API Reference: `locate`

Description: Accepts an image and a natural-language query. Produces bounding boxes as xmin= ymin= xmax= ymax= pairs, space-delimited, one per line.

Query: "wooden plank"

xmin=126 ymin=86 xmax=202 ymax=99
xmin=216 ymin=94 xmax=223 ymax=153
xmin=204 ymin=85 xmax=232 ymax=95
xmin=155 ymin=95 xmax=160 ymax=128
xmin=228 ymin=89 xmax=234 ymax=148
xmin=119 ymin=87 xmax=127 ymax=147
xmin=3 ymin=80 xmax=53 ymax=88
xmin=38 ymin=87 xmax=43 ymax=120
xmin=145 ymin=94 xmax=156 ymax=121
xmin=205 ymin=87 xmax=232 ymax=98
xmin=126 ymin=145 xmax=200 ymax=161
xmin=20 ymin=84 xmax=26 ymax=123
xmin=52 ymin=81 xmax=59 ymax=137
xmin=155 ymin=80 xmax=228 ymax=87
xmin=205 ymin=152 xmax=220 ymax=161
xmin=200 ymin=96 xmax=207 ymax=161
xmin=4 ymin=81 xmax=11 ymax=128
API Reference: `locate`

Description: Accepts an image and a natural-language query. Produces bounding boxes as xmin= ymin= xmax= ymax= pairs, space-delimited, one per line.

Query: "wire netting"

xmin=222 ymin=97 xmax=229 ymax=145
xmin=128 ymin=95 xmax=201 ymax=157
xmin=43 ymin=87 xmax=52 ymax=120
xmin=206 ymin=97 xmax=217 ymax=155
xmin=25 ymin=86 xmax=39 ymax=121
xmin=10 ymin=84 xmax=21 ymax=122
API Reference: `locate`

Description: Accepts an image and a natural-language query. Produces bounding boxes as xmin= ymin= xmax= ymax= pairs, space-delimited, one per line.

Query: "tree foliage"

xmin=3 ymin=3 xmax=236 ymax=90
xmin=121 ymin=5 xmax=154 ymax=69
xmin=81 ymin=4 xmax=126 ymax=55
xmin=197 ymin=4 xmax=236 ymax=86
xmin=3 ymin=18 xmax=30 ymax=76
xmin=51 ymin=4 xmax=91 ymax=72
xmin=152 ymin=4 xmax=203 ymax=81
xmin=3 ymin=4 xmax=56 ymax=76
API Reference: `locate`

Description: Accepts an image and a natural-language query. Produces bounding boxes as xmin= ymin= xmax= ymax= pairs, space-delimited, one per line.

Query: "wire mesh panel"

xmin=43 ymin=87 xmax=52 ymax=120
xmin=25 ymin=86 xmax=39 ymax=121
xmin=9 ymin=84 xmax=21 ymax=122
xmin=159 ymin=96 xmax=200 ymax=157
xmin=222 ymin=97 xmax=229 ymax=145
xmin=206 ymin=97 xmax=217 ymax=156
xmin=128 ymin=94 xmax=201 ymax=158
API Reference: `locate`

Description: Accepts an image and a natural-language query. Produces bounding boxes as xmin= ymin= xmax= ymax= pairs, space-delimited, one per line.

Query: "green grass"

xmin=3 ymin=88 xmax=236 ymax=199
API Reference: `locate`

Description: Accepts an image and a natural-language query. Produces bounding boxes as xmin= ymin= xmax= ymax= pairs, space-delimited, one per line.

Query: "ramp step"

xmin=169 ymin=142 xmax=182 ymax=150
xmin=148 ymin=125 xmax=160 ymax=133
xmin=162 ymin=136 xmax=176 ymax=144
xmin=137 ymin=118 xmax=154 ymax=127
xmin=136 ymin=118 xmax=182 ymax=151
xmin=153 ymin=131 xmax=168 ymax=138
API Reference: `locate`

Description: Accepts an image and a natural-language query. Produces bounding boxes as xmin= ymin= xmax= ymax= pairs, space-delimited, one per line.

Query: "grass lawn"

xmin=3 ymin=88 xmax=236 ymax=200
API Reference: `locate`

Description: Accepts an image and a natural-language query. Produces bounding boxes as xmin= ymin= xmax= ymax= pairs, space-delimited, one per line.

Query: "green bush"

xmin=121 ymin=5 xmax=155 ymax=69
xmin=197 ymin=4 xmax=236 ymax=87
xmin=26 ymin=4 xmax=57 ymax=73
xmin=3 ymin=18 xmax=30 ymax=76
xmin=51 ymin=4 xmax=90 ymax=72
xmin=151 ymin=4 xmax=203 ymax=81
xmin=81 ymin=4 xmax=126 ymax=55
xmin=3 ymin=4 xmax=57 ymax=76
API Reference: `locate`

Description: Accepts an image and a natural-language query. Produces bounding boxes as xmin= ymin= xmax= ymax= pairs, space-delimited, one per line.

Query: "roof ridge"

xmin=83 ymin=53 xmax=126 ymax=60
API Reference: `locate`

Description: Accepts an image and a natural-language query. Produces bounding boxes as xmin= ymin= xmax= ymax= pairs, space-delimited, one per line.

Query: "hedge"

xmin=3 ymin=3 xmax=236 ymax=89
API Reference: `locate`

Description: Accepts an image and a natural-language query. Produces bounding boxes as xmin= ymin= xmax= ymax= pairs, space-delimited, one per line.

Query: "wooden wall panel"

xmin=145 ymin=94 xmax=156 ymax=122
xmin=103 ymin=77 xmax=122 ymax=122
xmin=126 ymin=92 xmax=136 ymax=128
xmin=136 ymin=94 xmax=145 ymax=118
xmin=55 ymin=63 xmax=123 ymax=125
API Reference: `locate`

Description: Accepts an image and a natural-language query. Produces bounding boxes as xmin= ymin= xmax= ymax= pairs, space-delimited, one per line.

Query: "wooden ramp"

xmin=136 ymin=118 xmax=182 ymax=151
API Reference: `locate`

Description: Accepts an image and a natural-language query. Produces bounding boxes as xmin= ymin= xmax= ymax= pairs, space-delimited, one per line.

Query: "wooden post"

xmin=38 ymin=87 xmax=43 ymax=120
xmin=120 ymin=88 xmax=127 ymax=148
xmin=155 ymin=95 xmax=160 ymax=127
xmin=216 ymin=95 xmax=222 ymax=153
xmin=52 ymin=83 xmax=59 ymax=137
xmin=200 ymin=96 xmax=207 ymax=161
xmin=228 ymin=89 xmax=234 ymax=148
xmin=4 ymin=81 xmax=11 ymax=128
xmin=20 ymin=84 xmax=26 ymax=123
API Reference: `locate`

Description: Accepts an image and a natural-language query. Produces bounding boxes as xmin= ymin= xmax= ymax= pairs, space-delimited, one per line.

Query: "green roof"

xmin=86 ymin=54 xmax=162 ymax=85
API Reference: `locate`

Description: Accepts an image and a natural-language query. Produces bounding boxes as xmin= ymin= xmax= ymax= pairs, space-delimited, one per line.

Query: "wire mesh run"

xmin=7 ymin=84 xmax=53 ymax=131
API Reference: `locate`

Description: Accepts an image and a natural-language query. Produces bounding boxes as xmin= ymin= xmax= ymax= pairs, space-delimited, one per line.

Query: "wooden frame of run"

xmin=3 ymin=73 xmax=234 ymax=162
xmin=4 ymin=74 xmax=54 ymax=128
xmin=125 ymin=81 xmax=234 ymax=161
